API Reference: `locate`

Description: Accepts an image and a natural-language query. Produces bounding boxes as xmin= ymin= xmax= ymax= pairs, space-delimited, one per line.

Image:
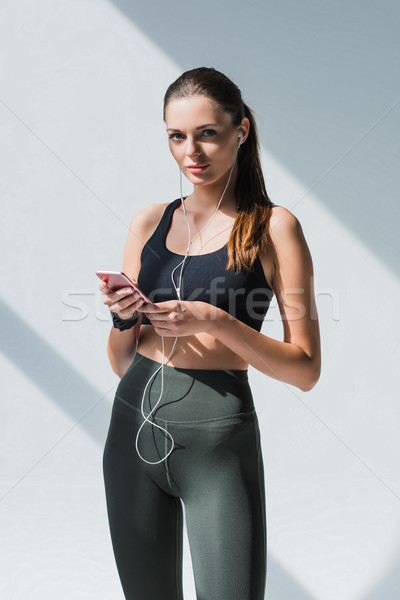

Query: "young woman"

xmin=99 ymin=67 xmax=321 ymax=600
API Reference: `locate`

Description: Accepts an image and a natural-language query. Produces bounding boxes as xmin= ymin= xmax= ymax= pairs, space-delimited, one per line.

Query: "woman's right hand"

xmin=98 ymin=281 xmax=145 ymax=320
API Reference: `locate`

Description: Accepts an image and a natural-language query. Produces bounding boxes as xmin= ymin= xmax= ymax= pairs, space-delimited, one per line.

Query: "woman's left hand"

xmin=141 ymin=300 xmax=222 ymax=337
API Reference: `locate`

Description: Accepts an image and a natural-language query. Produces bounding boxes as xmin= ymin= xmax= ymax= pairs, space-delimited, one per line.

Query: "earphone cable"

xmin=136 ymin=136 xmax=242 ymax=463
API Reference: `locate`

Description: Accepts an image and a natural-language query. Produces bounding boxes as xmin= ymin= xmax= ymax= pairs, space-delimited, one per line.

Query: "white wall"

xmin=1 ymin=1 xmax=399 ymax=598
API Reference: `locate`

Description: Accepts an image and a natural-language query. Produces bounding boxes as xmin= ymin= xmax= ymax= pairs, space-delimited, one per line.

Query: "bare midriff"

xmin=137 ymin=324 xmax=249 ymax=370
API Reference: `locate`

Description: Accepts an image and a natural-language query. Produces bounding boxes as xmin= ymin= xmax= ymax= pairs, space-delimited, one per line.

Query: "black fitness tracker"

xmin=111 ymin=311 xmax=139 ymax=331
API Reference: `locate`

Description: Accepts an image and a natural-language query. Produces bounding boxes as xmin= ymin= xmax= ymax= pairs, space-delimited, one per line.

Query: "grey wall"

xmin=1 ymin=1 xmax=399 ymax=598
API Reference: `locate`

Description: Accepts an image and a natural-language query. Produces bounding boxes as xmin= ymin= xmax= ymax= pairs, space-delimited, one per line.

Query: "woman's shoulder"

xmin=266 ymin=202 xmax=312 ymax=287
xmin=122 ymin=200 xmax=176 ymax=279
xmin=130 ymin=200 xmax=173 ymax=228
xmin=269 ymin=203 xmax=300 ymax=224
xmin=268 ymin=204 xmax=304 ymax=242
xmin=127 ymin=200 xmax=178 ymax=242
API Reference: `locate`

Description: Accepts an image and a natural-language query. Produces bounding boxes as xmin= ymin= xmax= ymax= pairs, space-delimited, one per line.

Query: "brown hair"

xmin=163 ymin=67 xmax=273 ymax=272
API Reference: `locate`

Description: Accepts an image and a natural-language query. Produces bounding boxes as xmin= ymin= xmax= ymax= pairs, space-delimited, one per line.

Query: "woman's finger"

xmin=98 ymin=281 xmax=110 ymax=293
xmin=103 ymin=287 xmax=135 ymax=306
xmin=142 ymin=300 xmax=180 ymax=315
xmin=111 ymin=295 xmax=144 ymax=314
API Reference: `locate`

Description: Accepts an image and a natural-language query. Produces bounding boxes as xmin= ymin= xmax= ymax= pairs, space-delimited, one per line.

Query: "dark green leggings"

xmin=103 ymin=352 xmax=267 ymax=599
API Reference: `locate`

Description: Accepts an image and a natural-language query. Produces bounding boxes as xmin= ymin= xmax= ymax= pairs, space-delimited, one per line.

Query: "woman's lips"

xmin=187 ymin=164 xmax=210 ymax=173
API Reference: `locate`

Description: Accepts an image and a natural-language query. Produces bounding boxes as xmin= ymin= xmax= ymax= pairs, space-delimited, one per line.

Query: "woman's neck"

xmin=185 ymin=167 xmax=238 ymax=215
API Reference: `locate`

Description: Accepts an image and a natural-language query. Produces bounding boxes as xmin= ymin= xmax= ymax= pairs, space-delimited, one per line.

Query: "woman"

xmin=99 ymin=67 xmax=321 ymax=600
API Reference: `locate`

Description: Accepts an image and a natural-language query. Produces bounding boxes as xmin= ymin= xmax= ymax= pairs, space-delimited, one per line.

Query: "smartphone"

xmin=95 ymin=270 xmax=153 ymax=304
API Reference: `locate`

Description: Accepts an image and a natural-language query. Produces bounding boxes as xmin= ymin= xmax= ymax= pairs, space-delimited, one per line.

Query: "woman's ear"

xmin=239 ymin=117 xmax=250 ymax=143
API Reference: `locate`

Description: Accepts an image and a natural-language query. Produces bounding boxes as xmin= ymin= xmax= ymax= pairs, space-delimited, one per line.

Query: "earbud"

xmin=237 ymin=132 xmax=243 ymax=149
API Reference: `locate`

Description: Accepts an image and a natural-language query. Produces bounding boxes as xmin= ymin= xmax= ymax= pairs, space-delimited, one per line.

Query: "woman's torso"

xmin=135 ymin=198 xmax=275 ymax=369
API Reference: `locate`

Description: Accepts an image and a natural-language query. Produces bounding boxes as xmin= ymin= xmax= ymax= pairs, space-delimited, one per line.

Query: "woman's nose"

xmin=185 ymin=136 xmax=201 ymax=157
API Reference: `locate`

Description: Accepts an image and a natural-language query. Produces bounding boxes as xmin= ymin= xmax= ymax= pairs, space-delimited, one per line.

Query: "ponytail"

xmin=228 ymin=102 xmax=273 ymax=271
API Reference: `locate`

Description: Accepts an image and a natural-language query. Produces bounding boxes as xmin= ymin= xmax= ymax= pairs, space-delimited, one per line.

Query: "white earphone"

xmin=135 ymin=129 xmax=244 ymax=464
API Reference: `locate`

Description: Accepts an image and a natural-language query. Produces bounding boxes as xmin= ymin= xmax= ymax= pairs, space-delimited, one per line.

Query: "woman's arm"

xmin=211 ymin=316 xmax=319 ymax=392
xmin=104 ymin=203 xmax=168 ymax=378
xmin=213 ymin=206 xmax=321 ymax=391
xmin=106 ymin=324 xmax=140 ymax=379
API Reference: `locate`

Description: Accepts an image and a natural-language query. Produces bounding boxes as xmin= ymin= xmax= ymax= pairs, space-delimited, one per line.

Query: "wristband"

xmin=111 ymin=311 xmax=139 ymax=331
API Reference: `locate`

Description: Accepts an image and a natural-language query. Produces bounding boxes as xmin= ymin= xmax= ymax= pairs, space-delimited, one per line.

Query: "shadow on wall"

xmin=0 ymin=299 xmax=113 ymax=449
xmin=266 ymin=558 xmax=319 ymax=600
xmin=362 ymin=548 xmax=400 ymax=600
xmin=110 ymin=0 xmax=400 ymax=279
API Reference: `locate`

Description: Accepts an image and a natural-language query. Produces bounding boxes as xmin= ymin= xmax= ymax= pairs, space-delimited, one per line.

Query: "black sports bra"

xmin=137 ymin=198 xmax=273 ymax=331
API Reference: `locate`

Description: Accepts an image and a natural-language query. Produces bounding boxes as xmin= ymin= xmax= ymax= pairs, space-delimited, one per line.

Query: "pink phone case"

xmin=95 ymin=270 xmax=153 ymax=304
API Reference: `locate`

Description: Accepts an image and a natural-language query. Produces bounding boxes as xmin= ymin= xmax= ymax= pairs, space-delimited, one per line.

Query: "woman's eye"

xmin=168 ymin=129 xmax=217 ymax=141
xmin=169 ymin=133 xmax=184 ymax=141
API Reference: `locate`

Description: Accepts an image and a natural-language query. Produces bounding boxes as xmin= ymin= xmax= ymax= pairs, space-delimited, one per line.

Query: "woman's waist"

xmin=137 ymin=325 xmax=249 ymax=371
xmin=115 ymin=350 xmax=254 ymax=423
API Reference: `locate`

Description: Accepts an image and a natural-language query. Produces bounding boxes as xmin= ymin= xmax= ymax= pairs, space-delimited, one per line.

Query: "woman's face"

xmin=165 ymin=95 xmax=246 ymax=187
